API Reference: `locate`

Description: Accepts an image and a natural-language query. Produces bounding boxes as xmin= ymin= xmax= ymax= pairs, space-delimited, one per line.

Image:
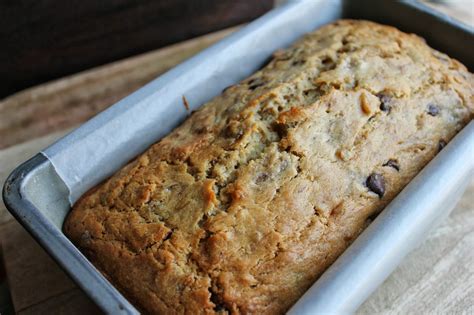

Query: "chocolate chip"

xmin=438 ymin=139 xmax=447 ymax=152
xmin=321 ymin=56 xmax=332 ymax=65
xmin=248 ymin=78 xmax=265 ymax=90
xmin=383 ymin=159 xmax=400 ymax=171
xmin=210 ymin=292 xmax=229 ymax=313
xmin=366 ymin=173 xmax=386 ymax=198
xmin=427 ymin=104 xmax=440 ymax=116
xmin=377 ymin=93 xmax=392 ymax=112
xmin=272 ymin=122 xmax=288 ymax=138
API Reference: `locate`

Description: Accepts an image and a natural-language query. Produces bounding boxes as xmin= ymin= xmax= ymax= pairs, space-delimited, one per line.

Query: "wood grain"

xmin=18 ymin=288 xmax=101 ymax=315
xmin=0 ymin=220 xmax=101 ymax=314
xmin=0 ymin=0 xmax=272 ymax=97
xmin=0 ymin=26 xmax=238 ymax=149
xmin=358 ymin=181 xmax=474 ymax=314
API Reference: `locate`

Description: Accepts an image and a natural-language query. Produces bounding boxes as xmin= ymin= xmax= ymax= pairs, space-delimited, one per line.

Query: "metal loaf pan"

xmin=3 ymin=1 xmax=474 ymax=314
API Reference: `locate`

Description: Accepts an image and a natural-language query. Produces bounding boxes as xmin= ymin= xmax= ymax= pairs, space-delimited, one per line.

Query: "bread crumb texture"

xmin=64 ymin=20 xmax=473 ymax=314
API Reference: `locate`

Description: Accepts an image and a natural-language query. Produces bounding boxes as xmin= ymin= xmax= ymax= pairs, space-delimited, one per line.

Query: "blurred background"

xmin=0 ymin=0 xmax=273 ymax=98
xmin=0 ymin=1 xmax=472 ymax=314
xmin=1 ymin=0 xmax=472 ymax=99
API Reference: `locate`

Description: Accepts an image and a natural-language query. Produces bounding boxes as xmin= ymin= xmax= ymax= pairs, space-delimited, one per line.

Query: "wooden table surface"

xmin=1 ymin=4 xmax=473 ymax=314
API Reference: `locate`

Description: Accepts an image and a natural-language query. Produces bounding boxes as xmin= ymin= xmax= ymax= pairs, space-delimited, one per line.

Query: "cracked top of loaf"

xmin=64 ymin=20 xmax=473 ymax=314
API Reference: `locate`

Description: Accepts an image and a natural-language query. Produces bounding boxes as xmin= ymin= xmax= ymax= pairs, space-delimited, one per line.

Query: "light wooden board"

xmin=0 ymin=220 xmax=100 ymax=314
xmin=358 ymin=182 xmax=474 ymax=314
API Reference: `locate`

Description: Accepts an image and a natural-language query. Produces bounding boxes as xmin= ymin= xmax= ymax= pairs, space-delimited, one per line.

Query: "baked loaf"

xmin=64 ymin=20 xmax=473 ymax=314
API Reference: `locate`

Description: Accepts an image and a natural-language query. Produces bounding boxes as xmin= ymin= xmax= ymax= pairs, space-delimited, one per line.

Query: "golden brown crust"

xmin=64 ymin=20 xmax=474 ymax=314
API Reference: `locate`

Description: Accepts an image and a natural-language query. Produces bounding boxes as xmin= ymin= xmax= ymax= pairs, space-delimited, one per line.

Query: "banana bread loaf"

xmin=64 ymin=20 xmax=473 ymax=314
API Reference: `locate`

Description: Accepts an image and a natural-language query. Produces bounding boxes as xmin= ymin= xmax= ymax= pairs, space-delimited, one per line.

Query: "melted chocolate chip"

xmin=383 ymin=159 xmax=400 ymax=171
xmin=210 ymin=292 xmax=229 ymax=313
xmin=438 ymin=139 xmax=447 ymax=152
xmin=427 ymin=104 xmax=440 ymax=116
xmin=366 ymin=173 xmax=386 ymax=198
xmin=272 ymin=122 xmax=288 ymax=138
xmin=321 ymin=56 xmax=332 ymax=64
xmin=163 ymin=230 xmax=173 ymax=241
xmin=377 ymin=93 xmax=392 ymax=112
